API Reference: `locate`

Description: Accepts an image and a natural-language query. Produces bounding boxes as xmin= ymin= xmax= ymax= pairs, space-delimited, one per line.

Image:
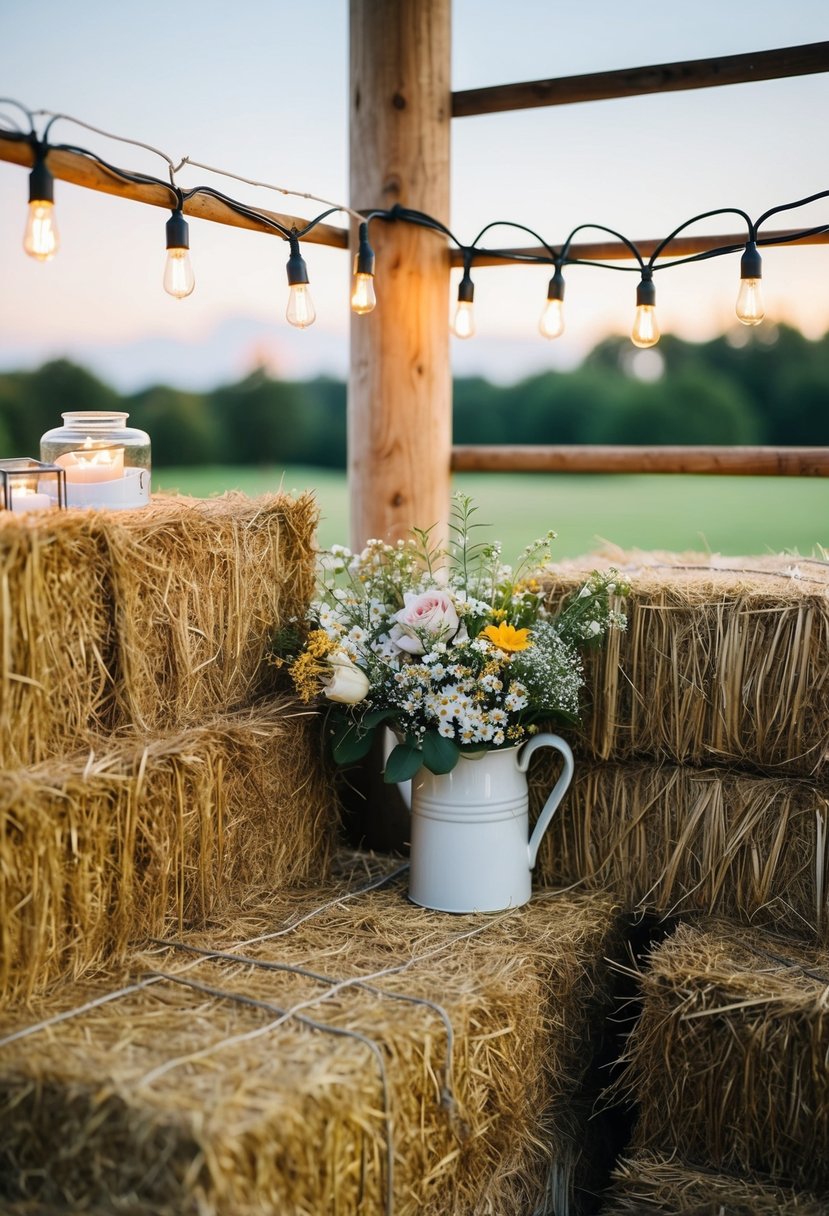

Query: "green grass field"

xmin=154 ymin=465 xmax=827 ymax=564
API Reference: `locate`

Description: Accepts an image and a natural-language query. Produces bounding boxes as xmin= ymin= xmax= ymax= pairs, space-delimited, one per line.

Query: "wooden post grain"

xmin=349 ymin=0 xmax=452 ymax=548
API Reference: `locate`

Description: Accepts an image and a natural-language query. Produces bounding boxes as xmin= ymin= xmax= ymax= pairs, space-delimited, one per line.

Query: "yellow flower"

xmin=480 ymin=622 xmax=531 ymax=652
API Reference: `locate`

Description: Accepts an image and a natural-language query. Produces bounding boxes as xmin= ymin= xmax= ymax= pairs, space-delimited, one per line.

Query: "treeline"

xmin=1 ymin=324 xmax=827 ymax=468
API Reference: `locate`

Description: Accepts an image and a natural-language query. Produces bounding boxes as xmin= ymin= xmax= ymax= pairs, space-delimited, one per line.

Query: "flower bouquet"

xmin=276 ymin=496 xmax=628 ymax=783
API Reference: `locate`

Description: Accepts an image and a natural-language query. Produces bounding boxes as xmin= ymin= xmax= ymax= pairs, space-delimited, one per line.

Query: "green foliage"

xmin=1 ymin=325 xmax=828 ymax=467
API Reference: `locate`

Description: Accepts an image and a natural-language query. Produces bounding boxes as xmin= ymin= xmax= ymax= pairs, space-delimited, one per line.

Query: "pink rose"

xmin=390 ymin=589 xmax=460 ymax=655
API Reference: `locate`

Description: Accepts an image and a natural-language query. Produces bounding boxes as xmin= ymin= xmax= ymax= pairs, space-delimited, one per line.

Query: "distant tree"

xmin=127 ymin=386 xmax=223 ymax=466
xmin=593 ymin=368 xmax=760 ymax=445
xmin=0 ymin=359 xmax=119 ymax=456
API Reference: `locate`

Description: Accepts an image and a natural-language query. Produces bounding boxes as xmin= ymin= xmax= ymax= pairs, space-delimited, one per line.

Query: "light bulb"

xmin=163 ymin=210 xmax=195 ymax=298
xmin=351 ymin=271 xmax=376 ymax=314
xmin=736 ymin=240 xmax=764 ymax=326
xmin=735 ymin=278 xmax=765 ymax=326
xmin=23 ymin=200 xmax=59 ymax=261
xmin=539 ymin=267 xmax=566 ymax=339
xmin=286 ymin=283 xmax=316 ymax=328
xmin=452 ymin=300 xmax=475 ymax=339
xmin=351 ymin=222 xmax=376 ymax=314
xmin=631 ymin=304 xmax=659 ymax=348
xmin=539 ymin=297 xmax=565 ymax=339
xmin=163 ymin=248 xmax=195 ymax=299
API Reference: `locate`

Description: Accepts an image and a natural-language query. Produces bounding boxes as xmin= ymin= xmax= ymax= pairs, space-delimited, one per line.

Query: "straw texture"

xmin=529 ymin=756 xmax=829 ymax=939
xmin=601 ymin=1151 xmax=826 ymax=1214
xmin=0 ymin=874 xmax=621 ymax=1216
xmin=617 ymin=919 xmax=829 ymax=1193
xmin=0 ymin=492 xmax=318 ymax=767
xmin=0 ymin=699 xmax=337 ymax=1006
xmin=543 ymin=553 xmax=829 ymax=777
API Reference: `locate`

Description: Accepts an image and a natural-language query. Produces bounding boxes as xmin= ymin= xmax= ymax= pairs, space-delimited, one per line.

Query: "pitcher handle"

xmin=518 ymin=733 xmax=574 ymax=870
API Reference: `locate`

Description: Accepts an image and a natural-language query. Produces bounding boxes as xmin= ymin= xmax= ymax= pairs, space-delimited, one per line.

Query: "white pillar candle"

xmin=9 ymin=487 xmax=52 ymax=513
xmin=57 ymin=445 xmax=125 ymax=484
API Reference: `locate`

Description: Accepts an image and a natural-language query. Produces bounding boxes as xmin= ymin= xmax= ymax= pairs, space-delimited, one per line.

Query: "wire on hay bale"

xmin=0 ymin=870 xmax=622 ymax=1216
xmin=614 ymin=919 xmax=829 ymax=1194
xmin=0 ymin=699 xmax=337 ymax=1007
xmin=0 ymin=492 xmax=318 ymax=768
xmin=528 ymin=756 xmax=829 ymax=940
xmin=543 ymin=552 xmax=829 ymax=778
xmin=601 ymin=1150 xmax=826 ymax=1215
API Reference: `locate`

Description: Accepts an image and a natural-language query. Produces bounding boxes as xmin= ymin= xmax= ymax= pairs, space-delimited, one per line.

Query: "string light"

xmin=3 ymin=100 xmax=829 ymax=346
xmin=538 ymin=267 xmax=565 ymax=339
xmin=736 ymin=240 xmax=764 ymax=326
xmin=163 ymin=209 xmax=195 ymax=299
xmin=631 ymin=272 xmax=659 ymax=348
xmin=350 ymin=222 xmax=376 ymax=315
xmin=23 ymin=145 xmax=59 ymax=261
xmin=285 ymin=234 xmax=316 ymax=328
xmin=452 ymin=261 xmax=476 ymax=339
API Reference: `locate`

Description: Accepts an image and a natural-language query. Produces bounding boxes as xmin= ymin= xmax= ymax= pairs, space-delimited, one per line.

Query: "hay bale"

xmin=601 ymin=1150 xmax=825 ymax=1215
xmin=0 ymin=876 xmax=621 ymax=1216
xmin=529 ymin=756 xmax=829 ymax=939
xmin=0 ymin=493 xmax=318 ymax=767
xmin=0 ymin=512 xmax=115 ymax=767
xmin=618 ymin=919 xmax=829 ymax=1193
xmin=103 ymin=492 xmax=318 ymax=732
xmin=543 ymin=553 xmax=829 ymax=777
xmin=0 ymin=699 xmax=336 ymax=1005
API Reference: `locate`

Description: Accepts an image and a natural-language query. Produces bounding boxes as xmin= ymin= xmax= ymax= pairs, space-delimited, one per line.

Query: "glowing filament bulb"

xmin=736 ymin=242 xmax=764 ymax=326
xmin=631 ymin=274 xmax=659 ymax=348
xmin=163 ymin=210 xmax=195 ymax=298
xmin=539 ymin=270 xmax=566 ymax=339
xmin=163 ymin=248 xmax=195 ymax=299
xmin=452 ymin=299 xmax=475 ymax=339
xmin=24 ymin=200 xmax=59 ymax=261
xmin=24 ymin=154 xmax=59 ymax=261
xmin=351 ymin=272 xmax=376 ymax=315
xmin=351 ymin=223 xmax=377 ymax=314
xmin=286 ymin=237 xmax=316 ymax=328
xmin=286 ymin=283 xmax=316 ymax=328
xmin=452 ymin=267 xmax=476 ymax=339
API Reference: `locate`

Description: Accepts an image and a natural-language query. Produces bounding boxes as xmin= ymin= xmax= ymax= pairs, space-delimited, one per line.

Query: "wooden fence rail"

xmin=451 ymin=445 xmax=829 ymax=477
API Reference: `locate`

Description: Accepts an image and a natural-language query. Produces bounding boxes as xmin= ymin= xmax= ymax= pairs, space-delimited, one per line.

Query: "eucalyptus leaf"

xmin=421 ymin=731 xmax=460 ymax=775
xmin=384 ymin=741 xmax=424 ymax=784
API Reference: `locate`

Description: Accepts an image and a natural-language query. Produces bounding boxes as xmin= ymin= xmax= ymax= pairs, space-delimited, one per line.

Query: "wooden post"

xmin=349 ymin=0 xmax=452 ymax=549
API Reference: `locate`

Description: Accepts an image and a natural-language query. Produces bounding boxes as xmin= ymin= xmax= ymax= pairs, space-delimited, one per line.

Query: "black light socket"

xmin=286 ymin=236 xmax=310 ymax=286
xmin=165 ymin=209 xmax=190 ymax=250
xmin=547 ymin=266 xmax=566 ymax=303
xmin=458 ymin=269 xmax=475 ymax=304
xmin=28 ymin=149 xmax=54 ymax=204
xmin=636 ymin=274 xmax=656 ymax=308
xmin=355 ymin=222 xmax=375 ymax=276
xmin=740 ymin=240 xmax=762 ymax=281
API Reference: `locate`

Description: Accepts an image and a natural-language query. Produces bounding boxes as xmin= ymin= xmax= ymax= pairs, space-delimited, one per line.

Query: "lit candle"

xmin=9 ymin=486 xmax=52 ymax=513
xmin=57 ymin=443 xmax=125 ymax=484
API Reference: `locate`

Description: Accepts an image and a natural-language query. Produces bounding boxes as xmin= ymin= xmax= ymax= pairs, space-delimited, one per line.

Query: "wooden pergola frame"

xmin=2 ymin=11 xmax=828 ymax=545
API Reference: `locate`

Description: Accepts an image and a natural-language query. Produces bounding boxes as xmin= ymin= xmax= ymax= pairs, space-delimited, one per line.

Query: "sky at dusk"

xmin=1 ymin=1 xmax=827 ymax=391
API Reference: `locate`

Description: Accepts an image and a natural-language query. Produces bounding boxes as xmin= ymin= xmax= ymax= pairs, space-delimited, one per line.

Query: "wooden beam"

xmin=449 ymin=228 xmax=829 ymax=268
xmin=0 ymin=133 xmax=349 ymax=249
xmin=452 ymin=41 xmax=829 ymax=118
xmin=349 ymin=0 xmax=452 ymax=548
xmin=451 ymin=445 xmax=829 ymax=477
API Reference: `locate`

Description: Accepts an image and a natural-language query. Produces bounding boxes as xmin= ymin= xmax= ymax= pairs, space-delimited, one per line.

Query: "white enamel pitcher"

xmin=396 ymin=733 xmax=574 ymax=914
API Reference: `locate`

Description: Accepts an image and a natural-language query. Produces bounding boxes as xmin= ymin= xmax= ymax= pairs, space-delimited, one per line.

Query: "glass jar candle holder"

xmin=40 ymin=412 xmax=151 ymax=509
xmin=0 ymin=458 xmax=67 ymax=513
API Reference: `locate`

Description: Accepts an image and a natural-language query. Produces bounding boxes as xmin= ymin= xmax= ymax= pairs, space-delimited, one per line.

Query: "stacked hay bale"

xmin=533 ymin=553 xmax=829 ymax=936
xmin=0 ymin=868 xmax=623 ymax=1215
xmin=533 ymin=552 xmax=829 ymax=1207
xmin=0 ymin=493 xmax=338 ymax=1002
